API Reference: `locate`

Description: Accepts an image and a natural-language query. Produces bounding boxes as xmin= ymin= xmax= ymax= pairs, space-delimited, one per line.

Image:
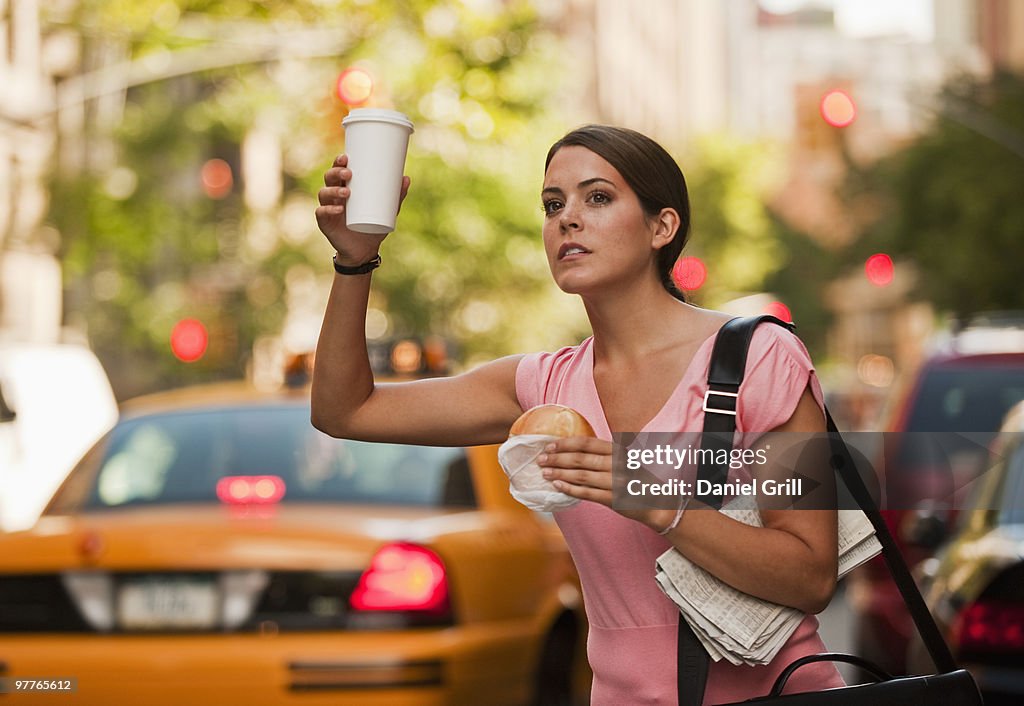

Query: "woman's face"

xmin=541 ymin=145 xmax=661 ymax=297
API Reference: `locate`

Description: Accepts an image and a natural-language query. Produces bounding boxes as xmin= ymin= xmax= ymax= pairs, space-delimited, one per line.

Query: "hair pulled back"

xmin=545 ymin=125 xmax=691 ymax=302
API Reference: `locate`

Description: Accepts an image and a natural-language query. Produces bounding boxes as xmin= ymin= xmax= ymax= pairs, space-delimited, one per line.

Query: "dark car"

xmin=905 ymin=401 xmax=1024 ymax=705
xmin=848 ymin=326 xmax=1024 ymax=675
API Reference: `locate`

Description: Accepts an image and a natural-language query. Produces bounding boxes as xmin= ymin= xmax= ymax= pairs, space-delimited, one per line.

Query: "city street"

xmin=3 ymin=0 xmax=1023 ymax=703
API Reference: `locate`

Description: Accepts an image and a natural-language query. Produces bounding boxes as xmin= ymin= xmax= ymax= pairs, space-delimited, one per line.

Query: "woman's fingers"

xmin=324 ymin=166 xmax=351 ymax=187
xmin=552 ymin=478 xmax=610 ymax=503
xmin=317 ymin=185 xmax=350 ymax=206
xmin=538 ymin=436 xmax=614 ymax=493
xmin=539 ymin=437 xmax=613 ymax=466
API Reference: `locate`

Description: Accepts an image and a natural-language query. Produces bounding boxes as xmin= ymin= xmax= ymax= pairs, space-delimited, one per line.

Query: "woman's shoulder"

xmin=747 ymin=320 xmax=814 ymax=369
xmin=737 ymin=321 xmax=823 ymax=431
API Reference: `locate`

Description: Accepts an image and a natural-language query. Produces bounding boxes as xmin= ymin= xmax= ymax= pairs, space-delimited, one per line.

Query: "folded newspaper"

xmin=655 ymin=497 xmax=882 ymax=667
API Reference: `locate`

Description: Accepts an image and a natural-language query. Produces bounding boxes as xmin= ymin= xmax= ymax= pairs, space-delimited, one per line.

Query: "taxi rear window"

xmin=71 ymin=405 xmax=476 ymax=510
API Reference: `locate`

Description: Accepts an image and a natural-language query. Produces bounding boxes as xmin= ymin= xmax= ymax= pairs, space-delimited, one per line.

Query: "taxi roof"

xmin=118 ymin=381 xmax=309 ymax=419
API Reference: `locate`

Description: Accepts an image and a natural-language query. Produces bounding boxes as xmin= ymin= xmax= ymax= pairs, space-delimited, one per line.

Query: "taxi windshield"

xmin=70 ymin=405 xmax=475 ymax=510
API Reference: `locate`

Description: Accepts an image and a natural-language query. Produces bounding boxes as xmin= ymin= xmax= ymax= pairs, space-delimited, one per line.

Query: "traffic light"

xmin=200 ymin=159 xmax=233 ymax=199
xmin=336 ymin=67 xmax=374 ymax=106
xmin=820 ymin=89 xmax=856 ymax=128
xmin=864 ymin=253 xmax=894 ymax=287
xmin=672 ymin=256 xmax=707 ymax=291
xmin=763 ymin=301 xmax=793 ymax=323
xmin=170 ymin=318 xmax=208 ymax=363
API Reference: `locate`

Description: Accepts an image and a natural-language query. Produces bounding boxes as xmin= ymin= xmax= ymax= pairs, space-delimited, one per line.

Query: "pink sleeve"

xmin=515 ymin=351 xmax=547 ymax=411
xmin=736 ymin=325 xmax=825 ymax=433
xmin=515 ymin=347 xmax=576 ymax=411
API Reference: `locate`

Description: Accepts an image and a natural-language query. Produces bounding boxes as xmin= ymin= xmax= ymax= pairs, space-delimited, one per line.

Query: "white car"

xmin=0 ymin=342 xmax=117 ymax=531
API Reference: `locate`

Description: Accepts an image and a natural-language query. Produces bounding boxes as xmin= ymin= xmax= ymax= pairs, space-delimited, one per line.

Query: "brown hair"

xmin=545 ymin=125 xmax=691 ymax=301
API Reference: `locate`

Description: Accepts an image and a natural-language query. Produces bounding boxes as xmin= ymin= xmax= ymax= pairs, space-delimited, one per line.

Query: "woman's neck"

xmin=582 ymin=279 xmax=706 ymax=363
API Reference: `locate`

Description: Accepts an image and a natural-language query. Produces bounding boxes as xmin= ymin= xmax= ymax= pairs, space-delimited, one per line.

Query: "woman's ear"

xmin=650 ymin=208 xmax=681 ymax=251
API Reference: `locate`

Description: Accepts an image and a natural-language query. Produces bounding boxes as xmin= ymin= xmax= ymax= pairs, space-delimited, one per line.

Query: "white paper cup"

xmin=341 ymin=109 xmax=414 ymax=235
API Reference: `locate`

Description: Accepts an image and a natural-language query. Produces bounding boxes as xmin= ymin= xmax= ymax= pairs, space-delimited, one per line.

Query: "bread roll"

xmin=509 ymin=404 xmax=596 ymax=438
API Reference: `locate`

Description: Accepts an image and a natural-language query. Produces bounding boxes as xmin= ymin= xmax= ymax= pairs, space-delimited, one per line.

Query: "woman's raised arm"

xmin=310 ymin=154 xmax=524 ymax=447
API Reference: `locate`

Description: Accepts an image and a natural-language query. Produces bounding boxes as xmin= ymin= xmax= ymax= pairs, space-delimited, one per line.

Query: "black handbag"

xmin=676 ymin=315 xmax=983 ymax=706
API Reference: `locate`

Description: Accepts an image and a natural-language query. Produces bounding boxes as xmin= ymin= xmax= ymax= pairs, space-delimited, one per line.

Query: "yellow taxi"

xmin=0 ymin=381 xmax=589 ymax=705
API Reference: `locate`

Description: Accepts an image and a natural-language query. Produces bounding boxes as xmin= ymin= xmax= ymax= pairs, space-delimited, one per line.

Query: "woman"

xmin=312 ymin=125 xmax=843 ymax=704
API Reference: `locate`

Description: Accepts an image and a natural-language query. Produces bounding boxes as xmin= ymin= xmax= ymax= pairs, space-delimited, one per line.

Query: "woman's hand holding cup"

xmin=316 ymin=153 xmax=411 ymax=266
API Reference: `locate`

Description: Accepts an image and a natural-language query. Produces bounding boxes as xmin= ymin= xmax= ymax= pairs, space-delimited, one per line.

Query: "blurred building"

xmin=559 ymin=0 xmax=1012 ymax=416
xmin=978 ymin=0 xmax=1024 ymax=72
xmin=0 ymin=0 xmax=65 ymax=345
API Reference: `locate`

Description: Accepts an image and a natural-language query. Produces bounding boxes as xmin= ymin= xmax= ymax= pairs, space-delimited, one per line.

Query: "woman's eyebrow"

xmin=541 ymin=177 xmax=617 ymax=195
xmin=578 ymin=177 xmax=616 ymax=189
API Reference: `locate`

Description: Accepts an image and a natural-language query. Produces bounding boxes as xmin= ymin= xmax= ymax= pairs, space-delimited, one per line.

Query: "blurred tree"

xmin=48 ymin=0 xmax=579 ymax=396
xmin=845 ymin=70 xmax=1024 ymax=319
xmin=683 ymin=136 xmax=785 ymax=306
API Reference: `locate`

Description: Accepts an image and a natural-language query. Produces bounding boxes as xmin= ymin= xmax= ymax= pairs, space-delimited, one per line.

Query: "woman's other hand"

xmin=316 ymin=153 xmax=411 ymax=265
xmin=538 ymin=437 xmax=675 ymax=531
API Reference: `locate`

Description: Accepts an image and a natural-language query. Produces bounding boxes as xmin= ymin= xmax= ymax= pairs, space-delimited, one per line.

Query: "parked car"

xmin=0 ymin=342 xmax=117 ymax=531
xmin=848 ymin=320 xmax=1024 ymax=676
xmin=0 ymin=382 xmax=589 ymax=706
xmin=905 ymin=400 xmax=1024 ymax=705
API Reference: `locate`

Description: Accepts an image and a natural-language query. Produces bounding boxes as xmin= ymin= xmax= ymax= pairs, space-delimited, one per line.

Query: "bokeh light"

xmin=336 ymin=67 xmax=374 ymax=106
xmin=200 ymin=159 xmax=233 ymax=199
xmin=170 ymin=318 xmax=208 ymax=362
xmin=763 ymin=301 xmax=793 ymax=323
xmin=672 ymin=256 xmax=707 ymax=291
xmin=820 ymin=89 xmax=857 ymax=128
xmin=865 ymin=253 xmax=894 ymax=286
xmin=857 ymin=354 xmax=895 ymax=387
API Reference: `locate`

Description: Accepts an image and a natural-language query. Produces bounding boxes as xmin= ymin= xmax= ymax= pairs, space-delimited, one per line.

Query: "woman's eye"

xmin=542 ymin=200 xmax=562 ymax=215
xmin=590 ymin=191 xmax=610 ymax=204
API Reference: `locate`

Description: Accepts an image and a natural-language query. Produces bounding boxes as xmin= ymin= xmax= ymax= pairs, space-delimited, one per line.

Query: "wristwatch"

xmin=333 ymin=252 xmax=381 ymax=275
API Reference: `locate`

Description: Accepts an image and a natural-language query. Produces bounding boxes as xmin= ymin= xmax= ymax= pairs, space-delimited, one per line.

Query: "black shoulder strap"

xmin=678 ymin=315 xmax=957 ymax=706
xmin=680 ymin=315 xmax=794 ymax=706
xmin=698 ymin=315 xmax=795 ymax=508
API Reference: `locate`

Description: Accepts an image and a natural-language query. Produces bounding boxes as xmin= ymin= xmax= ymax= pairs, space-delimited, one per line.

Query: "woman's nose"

xmin=559 ymin=204 xmax=581 ymax=231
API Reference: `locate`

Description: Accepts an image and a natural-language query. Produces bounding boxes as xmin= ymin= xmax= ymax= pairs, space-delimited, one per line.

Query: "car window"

xmin=999 ymin=438 xmax=1024 ymax=525
xmin=67 ymin=404 xmax=475 ymax=510
xmin=905 ymin=367 xmax=1024 ymax=432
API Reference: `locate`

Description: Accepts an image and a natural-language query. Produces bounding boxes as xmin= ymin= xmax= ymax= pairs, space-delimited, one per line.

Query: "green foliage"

xmin=683 ymin=136 xmax=786 ymax=305
xmin=847 ymin=70 xmax=1024 ymax=319
xmin=49 ymin=0 xmax=577 ymax=396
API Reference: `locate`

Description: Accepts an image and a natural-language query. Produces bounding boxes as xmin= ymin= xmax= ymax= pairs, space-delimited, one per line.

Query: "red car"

xmin=848 ymin=337 xmax=1024 ymax=675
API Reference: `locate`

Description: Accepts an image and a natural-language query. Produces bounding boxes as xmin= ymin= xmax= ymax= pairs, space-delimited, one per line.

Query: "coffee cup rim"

xmin=342 ymin=108 xmax=414 ymax=132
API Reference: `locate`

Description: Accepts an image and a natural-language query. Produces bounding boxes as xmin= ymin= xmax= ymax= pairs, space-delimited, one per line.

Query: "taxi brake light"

xmin=216 ymin=475 xmax=286 ymax=505
xmin=350 ymin=543 xmax=449 ymax=613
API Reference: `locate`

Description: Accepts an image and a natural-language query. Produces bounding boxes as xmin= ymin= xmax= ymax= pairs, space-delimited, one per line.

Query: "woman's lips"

xmin=558 ymin=242 xmax=591 ymax=260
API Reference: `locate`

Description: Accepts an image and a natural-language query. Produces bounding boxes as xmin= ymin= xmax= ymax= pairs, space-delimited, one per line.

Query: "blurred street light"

xmin=336 ymin=67 xmax=374 ymax=106
xmin=764 ymin=301 xmax=793 ymax=322
xmin=820 ymin=89 xmax=857 ymax=128
xmin=170 ymin=318 xmax=209 ymax=363
xmin=200 ymin=159 xmax=233 ymax=199
xmin=864 ymin=253 xmax=895 ymax=287
xmin=672 ymin=256 xmax=708 ymax=291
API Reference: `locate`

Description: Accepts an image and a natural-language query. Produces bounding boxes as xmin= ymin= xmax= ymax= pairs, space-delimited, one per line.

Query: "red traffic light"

xmin=200 ymin=159 xmax=233 ymax=199
xmin=170 ymin=318 xmax=208 ymax=362
xmin=865 ymin=253 xmax=894 ymax=287
xmin=336 ymin=67 xmax=374 ymax=106
xmin=763 ymin=301 xmax=793 ymax=323
xmin=820 ymin=89 xmax=856 ymax=128
xmin=672 ymin=256 xmax=707 ymax=291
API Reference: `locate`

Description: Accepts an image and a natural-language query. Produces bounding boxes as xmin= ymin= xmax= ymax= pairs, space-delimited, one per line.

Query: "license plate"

xmin=117 ymin=577 xmax=219 ymax=630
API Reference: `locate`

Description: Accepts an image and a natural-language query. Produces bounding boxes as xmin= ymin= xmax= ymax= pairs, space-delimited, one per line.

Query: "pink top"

xmin=516 ymin=324 xmax=844 ymax=705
